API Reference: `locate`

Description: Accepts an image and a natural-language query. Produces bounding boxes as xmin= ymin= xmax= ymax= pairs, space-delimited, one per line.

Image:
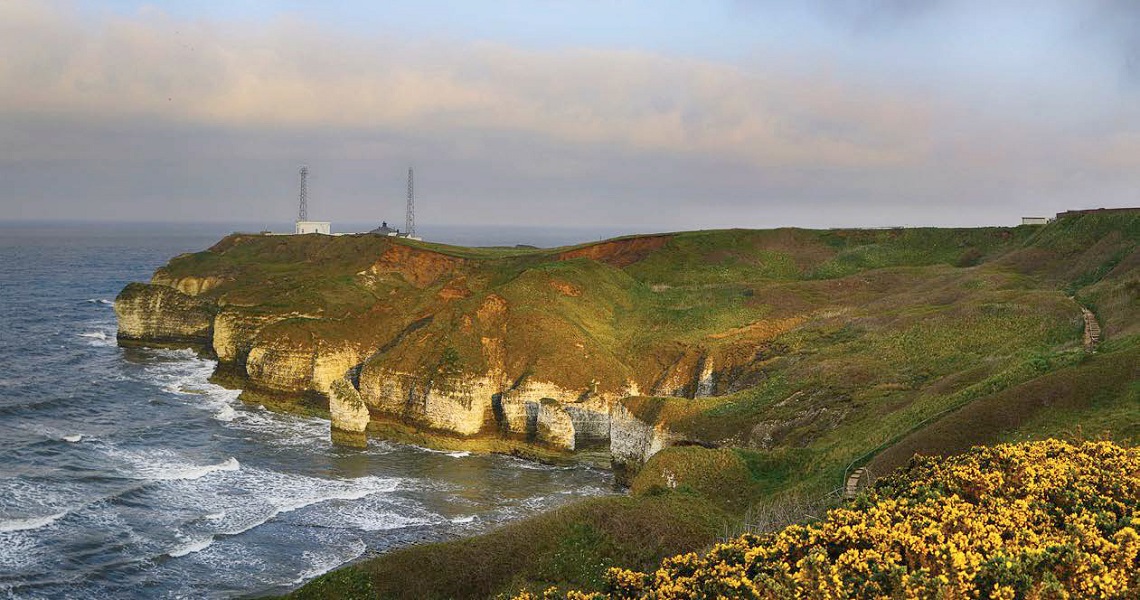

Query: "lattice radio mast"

xmin=297 ymin=165 xmax=309 ymax=222
xmin=405 ymin=167 xmax=415 ymax=237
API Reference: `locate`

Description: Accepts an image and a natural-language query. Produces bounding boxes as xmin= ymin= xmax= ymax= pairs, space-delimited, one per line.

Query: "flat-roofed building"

xmin=295 ymin=221 xmax=331 ymax=235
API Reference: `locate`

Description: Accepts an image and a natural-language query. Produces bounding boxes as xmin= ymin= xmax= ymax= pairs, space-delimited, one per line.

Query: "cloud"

xmin=0 ymin=1 xmax=1136 ymax=228
xmin=0 ymin=0 xmax=939 ymax=171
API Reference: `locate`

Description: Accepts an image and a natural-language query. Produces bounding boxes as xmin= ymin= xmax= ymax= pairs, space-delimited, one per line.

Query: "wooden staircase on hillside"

xmin=1081 ymin=308 xmax=1101 ymax=350
xmin=844 ymin=467 xmax=872 ymax=500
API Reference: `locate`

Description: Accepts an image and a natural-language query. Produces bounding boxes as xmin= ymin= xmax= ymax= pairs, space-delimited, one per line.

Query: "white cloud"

xmin=0 ymin=1 xmax=1136 ymax=226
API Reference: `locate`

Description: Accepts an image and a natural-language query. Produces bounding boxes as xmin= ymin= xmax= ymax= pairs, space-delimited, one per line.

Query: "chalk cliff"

xmin=115 ymin=232 xmax=757 ymax=469
xmin=118 ymin=215 xmax=1136 ymax=472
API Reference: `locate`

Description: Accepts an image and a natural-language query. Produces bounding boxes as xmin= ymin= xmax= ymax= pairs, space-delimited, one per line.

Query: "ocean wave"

xmin=105 ymin=447 xmax=241 ymax=482
xmin=305 ymin=497 xmax=437 ymax=532
xmin=79 ymin=330 xmax=115 ymax=346
xmin=168 ymin=470 xmax=408 ymax=540
xmin=167 ymin=536 xmax=214 ymax=558
xmin=291 ymin=538 xmax=367 ymax=585
xmin=0 ymin=511 xmax=68 ymax=533
xmin=84 ymin=298 xmax=113 ymax=306
xmin=213 ymin=404 xmax=236 ymax=422
xmin=417 ymin=447 xmax=472 ymax=458
xmin=135 ymin=348 xmax=336 ymax=450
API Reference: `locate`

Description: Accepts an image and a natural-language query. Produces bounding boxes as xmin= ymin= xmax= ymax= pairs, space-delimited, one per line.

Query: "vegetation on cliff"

xmin=118 ymin=212 xmax=1137 ymax=459
xmin=120 ymin=211 xmax=1139 ymax=598
xmin=525 ymin=440 xmax=1140 ymax=599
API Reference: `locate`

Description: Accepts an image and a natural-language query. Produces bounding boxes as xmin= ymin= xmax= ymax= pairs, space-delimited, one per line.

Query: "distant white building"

xmin=295 ymin=221 xmax=331 ymax=235
xmin=1021 ymin=217 xmax=1050 ymax=226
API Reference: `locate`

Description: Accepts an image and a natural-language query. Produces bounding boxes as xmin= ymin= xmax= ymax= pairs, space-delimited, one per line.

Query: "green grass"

xmin=283 ymin=493 xmax=729 ymax=600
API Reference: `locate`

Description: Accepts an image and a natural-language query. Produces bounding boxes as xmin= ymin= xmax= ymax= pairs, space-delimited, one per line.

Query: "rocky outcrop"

xmin=329 ymin=377 xmax=370 ymax=434
xmin=115 ymin=273 xmax=738 ymax=465
xmin=610 ymin=401 xmax=678 ymax=482
xmin=356 ymin=365 xmax=614 ymax=451
xmin=359 ymin=368 xmax=496 ymax=436
xmin=244 ymin=342 xmax=315 ymax=393
xmin=151 ymin=272 xmax=225 ymax=296
xmin=212 ymin=309 xmax=283 ymax=363
xmin=113 ymin=233 xmax=754 ymax=469
xmin=114 ymin=283 xmax=215 ymax=346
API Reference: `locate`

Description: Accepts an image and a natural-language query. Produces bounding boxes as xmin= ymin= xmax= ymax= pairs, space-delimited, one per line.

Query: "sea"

xmin=0 ymin=222 xmax=640 ymax=599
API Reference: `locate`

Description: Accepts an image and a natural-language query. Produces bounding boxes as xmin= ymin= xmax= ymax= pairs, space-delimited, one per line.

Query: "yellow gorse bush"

xmin=522 ymin=440 xmax=1139 ymax=599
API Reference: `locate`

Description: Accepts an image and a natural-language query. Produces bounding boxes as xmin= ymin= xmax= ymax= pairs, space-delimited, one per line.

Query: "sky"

xmin=1 ymin=0 xmax=1138 ymax=230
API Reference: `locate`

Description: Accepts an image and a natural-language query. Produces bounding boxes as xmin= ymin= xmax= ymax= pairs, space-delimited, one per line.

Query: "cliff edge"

xmin=116 ymin=213 xmax=1139 ymax=474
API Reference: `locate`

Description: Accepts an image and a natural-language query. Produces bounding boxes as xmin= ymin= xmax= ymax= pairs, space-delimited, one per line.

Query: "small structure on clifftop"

xmin=367 ymin=167 xmax=422 ymax=240
xmin=294 ymin=165 xmax=331 ymax=235
xmin=369 ymin=221 xmax=399 ymax=236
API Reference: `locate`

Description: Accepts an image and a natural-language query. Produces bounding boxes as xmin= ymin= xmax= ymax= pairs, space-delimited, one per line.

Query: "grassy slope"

xmin=200 ymin=214 xmax=1137 ymax=599
xmin=284 ymin=494 xmax=729 ymax=600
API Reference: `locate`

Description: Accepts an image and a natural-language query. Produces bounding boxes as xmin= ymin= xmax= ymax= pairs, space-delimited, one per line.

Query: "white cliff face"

xmin=359 ymin=368 xmax=496 ymax=437
xmin=212 ymin=310 xmax=284 ymax=363
xmin=564 ymin=398 xmax=612 ymax=449
xmin=329 ymin=378 xmax=370 ymax=433
xmin=311 ymin=346 xmax=364 ymax=394
xmin=610 ymin=402 xmax=675 ymax=471
xmin=114 ymin=283 xmax=214 ymax=345
xmin=493 ymin=380 xmax=620 ymax=450
xmin=151 ymin=273 xmax=225 ymax=297
xmin=239 ymin=339 xmax=363 ymax=396
xmin=116 ymin=284 xmax=689 ymax=467
xmin=695 ymin=357 xmax=717 ymax=398
xmin=537 ymin=399 xmax=576 ymax=450
xmin=245 ymin=345 xmax=314 ymax=393
xmin=355 ymin=365 xmax=637 ymax=453
xmin=420 ymin=377 xmax=497 ymax=436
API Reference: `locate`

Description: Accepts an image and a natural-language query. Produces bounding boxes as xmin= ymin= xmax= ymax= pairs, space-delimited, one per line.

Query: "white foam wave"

xmin=155 ymin=457 xmax=240 ymax=481
xmin=190 ymin=471 xmax=405 ymax=539
xmin=449 ymin=515 xmax=476 ymax=524
xmin=309 ymin=498 xmax=436 ymax=532
xmin=106 ymin=447 xmax=241 ymax=482
xmin=419 ymin=447 xmax=472 ymax=458
xmin=85 ymin=298 xmax=113 ymax=306
xmin=79 ymin=330 xmax=115 ymax=346
xmin=138 ymin=348 xmax=335 ymax=449
xmin=167 ymin=536 xmax=214 ymax=557
xmin=291 ymin=538 xmax=368 ymax=585
xmin=213 ymin=404 xmax=236 ymax=422
xmin=0 ymin=511 xmax=68 ymax=533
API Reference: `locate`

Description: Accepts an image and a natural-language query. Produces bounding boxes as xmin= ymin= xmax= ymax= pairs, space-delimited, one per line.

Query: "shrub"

xmin=536 ymin=440 xmax=1140 ymax=599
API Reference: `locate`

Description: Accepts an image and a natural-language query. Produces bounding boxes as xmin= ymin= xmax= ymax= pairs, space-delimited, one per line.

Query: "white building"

xmin=1021 ymin=217 xmax=1050 ymax=226
xmin=295 ymin=221 xmax=331 ymax=235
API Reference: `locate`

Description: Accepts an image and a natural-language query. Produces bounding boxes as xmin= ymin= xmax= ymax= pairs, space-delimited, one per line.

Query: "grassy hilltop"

xmin=143 ymin=211 xmax=1140 ymax=599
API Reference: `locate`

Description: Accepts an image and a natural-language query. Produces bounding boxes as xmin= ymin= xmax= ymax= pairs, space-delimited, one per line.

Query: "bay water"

xmin=0 ymin=223 xmax=619 ymax=599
